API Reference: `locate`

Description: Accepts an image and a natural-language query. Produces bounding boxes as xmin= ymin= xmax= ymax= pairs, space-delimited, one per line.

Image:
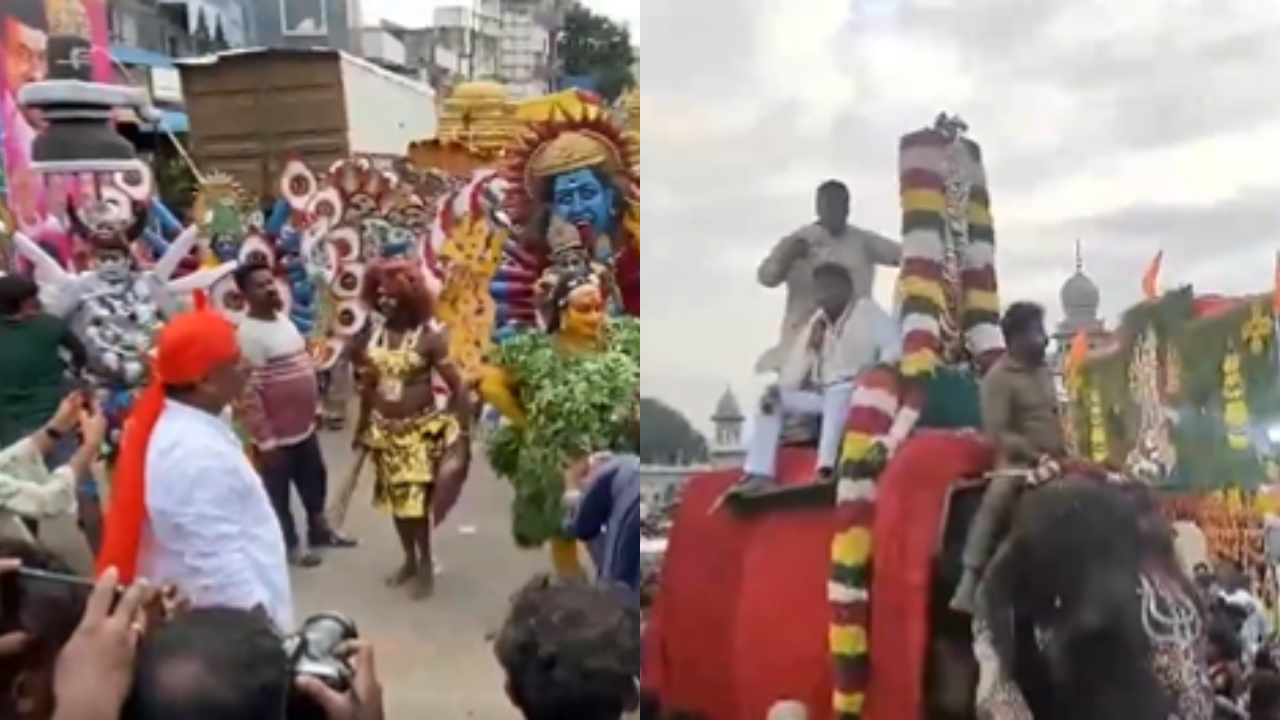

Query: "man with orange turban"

xmin=97 ymin=309 xmax=294 ymax=628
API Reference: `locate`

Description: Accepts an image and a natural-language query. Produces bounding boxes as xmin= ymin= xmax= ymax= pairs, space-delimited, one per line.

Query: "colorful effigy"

xmin=204 ymin=156 xmax=446 ymax=366
xmin=435 ymin=93 xmax=640 ymax=574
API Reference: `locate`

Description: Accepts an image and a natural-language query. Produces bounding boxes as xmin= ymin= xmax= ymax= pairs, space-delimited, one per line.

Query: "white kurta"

xmin=140 ymin=400 xmax=294 ymax=630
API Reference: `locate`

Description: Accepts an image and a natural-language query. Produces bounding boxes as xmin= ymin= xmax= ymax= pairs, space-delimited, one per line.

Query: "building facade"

xmin=244 ymin=0 xmax=356 ymax=51
xmin=497 ymin=0 xmax=553 ymax=97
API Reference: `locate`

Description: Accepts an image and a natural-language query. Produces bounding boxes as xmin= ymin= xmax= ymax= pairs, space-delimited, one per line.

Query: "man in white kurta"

xmin=742 ymin=263 xmax=900 ymax=485
xmin=97 ymin=309 xmax=294 ymax=631
xmin=142 ymin=400 xmax=294 ymax=629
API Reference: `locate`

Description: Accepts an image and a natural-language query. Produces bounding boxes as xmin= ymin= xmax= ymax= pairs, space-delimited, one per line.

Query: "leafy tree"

xmin=556 ymin=5 xmax=636 ymax=101
xmin=639 ymin=397 xmax=708 ymax=465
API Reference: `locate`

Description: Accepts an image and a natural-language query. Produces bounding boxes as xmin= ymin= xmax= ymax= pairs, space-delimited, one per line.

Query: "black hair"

xmin=816 ymin=179 xmax=848 ymax=198
xmin=231 ymin=259 xmax=273 ymax=293
xmin=1207 ymin=605 xmax=1245 ymax=659
xmin=127 ymin=607 xmax=288 ymax=720
xmin=0 ymin=538 xmax=82 ymax=710
xmin=495 ymin=575 xmax=640 ymax=720
xmin=6 ymin=0 xmax=48 ymax=32
xmin=1249 ymin=670 xmax=1280 ymax=719
xmin=999 ymin=302 xmax=1044 ymax=344
xmin=0 ymin=274 xmax=39 ymax=317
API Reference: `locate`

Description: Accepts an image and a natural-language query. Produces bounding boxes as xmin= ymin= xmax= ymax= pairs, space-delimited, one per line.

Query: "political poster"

xmin=0 ymin=0 xmax=110 ymax=266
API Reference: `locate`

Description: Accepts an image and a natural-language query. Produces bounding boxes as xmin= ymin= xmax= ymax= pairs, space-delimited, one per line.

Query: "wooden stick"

xmin=327 ymin=449 xmax=368 ymax=530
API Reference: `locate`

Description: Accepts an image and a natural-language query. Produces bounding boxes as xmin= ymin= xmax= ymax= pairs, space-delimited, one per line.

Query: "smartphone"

xmin=1 ymin=567 xmax=121 ymax=614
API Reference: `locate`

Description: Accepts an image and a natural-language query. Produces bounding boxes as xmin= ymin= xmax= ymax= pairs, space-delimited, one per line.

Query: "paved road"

xmin=43 ymin=429 xmax=544 ymax=718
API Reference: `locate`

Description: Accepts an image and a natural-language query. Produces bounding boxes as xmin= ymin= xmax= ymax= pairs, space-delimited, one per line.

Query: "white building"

xmin=355 ymin=26 xmax=408 ymax=67
xmin=638 ymin=387 xmax=746 ymax=507
xmin=430 ymin=2 xmax=502 ymax=81
xmin=497 ymin=0 xmax=553 ymax=98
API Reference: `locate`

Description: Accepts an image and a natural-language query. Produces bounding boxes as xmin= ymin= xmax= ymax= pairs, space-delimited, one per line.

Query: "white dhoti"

xmin=743 ymin=381 xmax=854 ymax=478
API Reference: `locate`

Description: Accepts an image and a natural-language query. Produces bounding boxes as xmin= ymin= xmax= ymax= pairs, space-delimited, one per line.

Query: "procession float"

xmin=434 ymin=92 xmax=640 ymax=575
xmin=1064 ymin=274 xmax=1280 ymax=605
xmin=9 ymin=34 xmax=234 ymax=451
xmin=643 ymin=116 xmax=1224 ymax=720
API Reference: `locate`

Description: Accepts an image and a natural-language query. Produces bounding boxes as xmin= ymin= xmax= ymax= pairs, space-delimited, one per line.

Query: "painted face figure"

xmin=559 ymin=282 xmax=606 ymax=344
xmin=95 ymin=246 xmax=132 ymax=283
xmin=211 ymin=235 xmax=238 ymax=262
xmin=551 ymin=168 xmax=615 ymax=259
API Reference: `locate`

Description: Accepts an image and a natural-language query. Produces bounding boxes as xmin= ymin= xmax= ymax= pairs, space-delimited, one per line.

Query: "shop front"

xmin=110 ymin=45 xmax=190 ymax=141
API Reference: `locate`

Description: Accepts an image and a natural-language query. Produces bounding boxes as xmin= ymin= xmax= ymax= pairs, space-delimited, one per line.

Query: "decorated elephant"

xmin=643 ymin=438 xmax=1215 ymax=720
xmin=973 ymin=475 xmax=1211 ymax=720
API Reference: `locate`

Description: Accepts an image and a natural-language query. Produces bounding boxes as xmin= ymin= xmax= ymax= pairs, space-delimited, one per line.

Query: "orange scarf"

xmin=95 ymin=309 xmax=240 ymax=581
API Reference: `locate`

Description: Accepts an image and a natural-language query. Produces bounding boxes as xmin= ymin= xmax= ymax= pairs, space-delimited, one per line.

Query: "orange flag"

xmin=1273 ymin=251 xmax=1280 ymax=314
xmin=1067 ymin=330 xmax=1089 ymax=373
xmin=1141 ymin=250 xmax=1163 ymax=300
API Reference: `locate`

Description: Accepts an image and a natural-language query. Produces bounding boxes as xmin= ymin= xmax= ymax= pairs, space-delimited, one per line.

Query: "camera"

xmin=285 ymin=612 xmax=359 ymax=720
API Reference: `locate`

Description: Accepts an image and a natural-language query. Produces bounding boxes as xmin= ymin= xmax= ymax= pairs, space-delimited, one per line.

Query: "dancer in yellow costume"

xmin=351 ymin=259 xmax=470 ymax=599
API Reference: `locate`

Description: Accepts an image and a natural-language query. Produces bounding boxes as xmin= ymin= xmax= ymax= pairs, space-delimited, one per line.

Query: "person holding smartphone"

xmin=0 ymin=391 xmax=105 ymax=539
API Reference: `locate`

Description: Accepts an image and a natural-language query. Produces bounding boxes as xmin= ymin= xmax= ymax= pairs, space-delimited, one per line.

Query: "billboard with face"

xmin=0 ymin=0 xmax=110 ymax=267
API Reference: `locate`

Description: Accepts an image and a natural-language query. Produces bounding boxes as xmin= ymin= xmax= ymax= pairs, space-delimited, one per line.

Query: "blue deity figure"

xmin=488 ymin=122 xmax=640 ymax=335
xmin=550 ymin=168 xmax=617 ymax=263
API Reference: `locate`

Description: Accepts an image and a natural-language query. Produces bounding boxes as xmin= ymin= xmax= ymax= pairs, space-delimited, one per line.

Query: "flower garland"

xmin=484 ymin=317 xmax=640 ymax=547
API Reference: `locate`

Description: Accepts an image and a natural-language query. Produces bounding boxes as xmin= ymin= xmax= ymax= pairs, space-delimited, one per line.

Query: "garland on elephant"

xmin=829 ymin=115 xmax=1001 ymax=720
xmin=485 ymin=316 xmax=639 ymax=545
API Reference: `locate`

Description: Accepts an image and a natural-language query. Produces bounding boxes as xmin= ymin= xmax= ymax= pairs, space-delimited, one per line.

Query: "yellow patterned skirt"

xmin=364 ymin=412 xmax=461 ymax=519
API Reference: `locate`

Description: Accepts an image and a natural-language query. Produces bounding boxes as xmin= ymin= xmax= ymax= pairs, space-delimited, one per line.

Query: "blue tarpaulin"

xmin=109 ymin=44 xmax=177 ymax=69
xmin=109 ymin=45 xmax=188 ymax=132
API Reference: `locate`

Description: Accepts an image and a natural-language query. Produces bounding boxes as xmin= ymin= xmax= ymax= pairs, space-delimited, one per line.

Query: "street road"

xmin=43 ymin=429 xmax=545 ymax=718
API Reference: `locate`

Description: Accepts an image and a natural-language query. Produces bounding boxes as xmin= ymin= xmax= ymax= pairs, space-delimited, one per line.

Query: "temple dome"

xmin=1060 ymin=271 xmax=1099 ymax=315
xmin=712 ymin=387 xmax=742 ymax=421
xmin=1058 ymin=241 xmax=1099 ymax=319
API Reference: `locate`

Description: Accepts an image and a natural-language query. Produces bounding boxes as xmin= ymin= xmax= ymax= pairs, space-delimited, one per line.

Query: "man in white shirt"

xmin=741 ymin=263 xmax=901 ymax=487
xmin=755 ymin=180 xmax=901 ymax=372
xmin=97 ymin=309 xmax=294 ymax=629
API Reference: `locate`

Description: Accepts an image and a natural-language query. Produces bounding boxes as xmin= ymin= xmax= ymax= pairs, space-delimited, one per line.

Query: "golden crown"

xmin=528 ymin=131 xmax=616 ymax=179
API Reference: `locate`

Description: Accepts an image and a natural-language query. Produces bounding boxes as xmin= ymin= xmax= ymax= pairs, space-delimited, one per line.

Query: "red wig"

xmin=362 ymin=258 xmax=434 ymax=328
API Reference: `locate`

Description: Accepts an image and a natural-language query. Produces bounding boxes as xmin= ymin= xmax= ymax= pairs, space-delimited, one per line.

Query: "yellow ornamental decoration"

xmin=1087 ymin=387 xmax=1107 ymax=463
xmin=1222 ymin=348 xmax=1251 ymax=451
xmin=1242 ymin=302 xmax=1273 ymax=355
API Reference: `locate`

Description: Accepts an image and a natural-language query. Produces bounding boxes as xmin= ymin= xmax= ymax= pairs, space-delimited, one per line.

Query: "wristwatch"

xmin=43 ymin=425 xmax=64 ymax=441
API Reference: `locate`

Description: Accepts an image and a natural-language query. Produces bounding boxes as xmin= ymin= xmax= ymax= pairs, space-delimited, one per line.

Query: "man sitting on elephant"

xmin=740 ymin=262 xmax=899 ymax=488
xmin=953 ymin=301 xmax=1067 ymax=613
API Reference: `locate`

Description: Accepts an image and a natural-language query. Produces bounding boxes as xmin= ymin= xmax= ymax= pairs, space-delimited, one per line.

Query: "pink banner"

xmin=0 ymin=0 xmax=110 ymax=268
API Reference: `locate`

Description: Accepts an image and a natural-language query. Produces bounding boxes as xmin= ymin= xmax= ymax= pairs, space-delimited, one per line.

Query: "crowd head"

xmin=495 ymin=574 xmax=640 ymax=720
xmin=0 ymin=538 xmax=83 ymax=720
xmin=0 ymin=537 xmax=640 ymax=720
xmin=128 ymin=608 xmax=289 ymax=720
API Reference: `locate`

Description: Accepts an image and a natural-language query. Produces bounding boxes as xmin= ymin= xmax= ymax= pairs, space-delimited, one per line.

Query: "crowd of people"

xmin=0 ymin=250 xmax=641 ymax=718
xmin=0 ymin=541 xmax=640 ymax=720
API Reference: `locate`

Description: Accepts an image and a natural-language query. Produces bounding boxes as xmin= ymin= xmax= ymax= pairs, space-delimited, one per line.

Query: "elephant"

xmin=967 ymin=477 xmax=1213 ymax=720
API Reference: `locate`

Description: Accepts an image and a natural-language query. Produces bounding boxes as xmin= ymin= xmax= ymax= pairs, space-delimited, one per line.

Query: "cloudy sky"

xmin=642 ymin=0 xmax=1280 ymax=429
xmin=363 ymin=0 xmax=638 ymax=36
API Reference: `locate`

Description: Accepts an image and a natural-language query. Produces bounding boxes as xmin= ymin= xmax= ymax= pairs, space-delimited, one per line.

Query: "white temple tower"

xmin=1052 ymin=240 xmax=1109 ymax=406
xmin=709 ymin=387 xmax=745 ymax=468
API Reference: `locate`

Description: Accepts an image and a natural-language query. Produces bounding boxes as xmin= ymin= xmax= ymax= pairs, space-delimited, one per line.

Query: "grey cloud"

xmin=1037 ymin=190 xmax=1280 ymax=264
xmin=643 ymin=0 xmax=763 ymax=103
